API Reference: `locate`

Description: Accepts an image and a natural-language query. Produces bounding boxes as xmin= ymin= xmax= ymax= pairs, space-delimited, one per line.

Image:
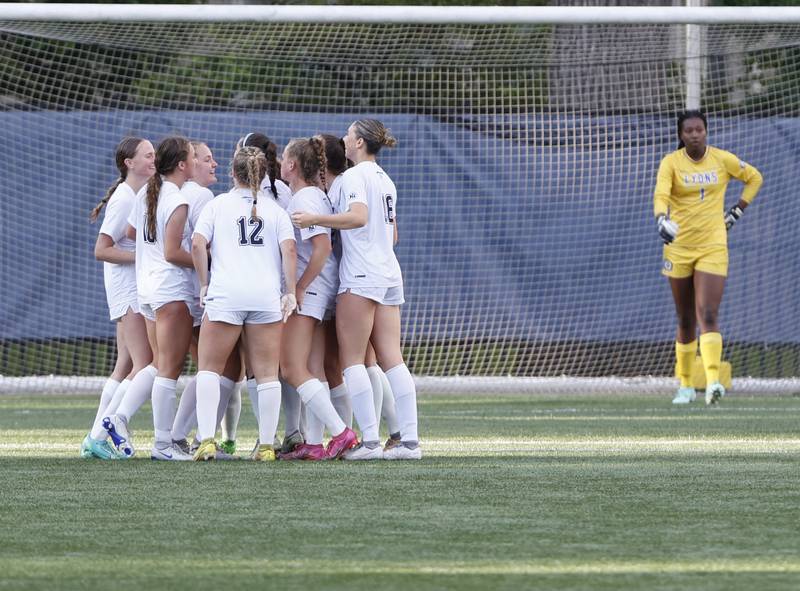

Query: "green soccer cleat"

xmin=81 ymin=434 xmax=124 ymax=460
xmin=219 ymin=439 xmax=236 ymax=455
xmin=672 ymin=387 xmax=696 ymax=405
xmin=705 ymin=382 xmax=726 ymax=406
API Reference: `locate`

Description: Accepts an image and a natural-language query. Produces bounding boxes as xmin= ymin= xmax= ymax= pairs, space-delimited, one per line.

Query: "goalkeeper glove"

xmin=724 ymin=205 xmax=743 ymax=231
xmin=656 ymin=214 xmax=679 ymax=245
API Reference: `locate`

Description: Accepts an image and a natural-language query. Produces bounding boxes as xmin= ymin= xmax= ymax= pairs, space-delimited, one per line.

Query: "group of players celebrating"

xmin=82 ymin=119 xmax=421 ymax=461
xmin=81 ymin=109 xmax=763 ymax=462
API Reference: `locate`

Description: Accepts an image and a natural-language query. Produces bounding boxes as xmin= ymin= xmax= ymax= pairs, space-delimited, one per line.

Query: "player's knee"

xmin=675 ymin=311 xmax=695 ymax=333
xmin=697 ymin=306 xmax=719 ymax=329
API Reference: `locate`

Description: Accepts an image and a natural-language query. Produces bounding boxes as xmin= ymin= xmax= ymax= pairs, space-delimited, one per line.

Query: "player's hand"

xmin=281 ymin=293 xmax=297 ymax=323
xmin=291 ymin=212 xmax=315 ymax=229
xmin=724 ymin=205 xmax=743 ymax=231
xmin=199 ymin=285 xmax=208 ymax=307
xmin=656 ymin=214 xmax=679 ymax=244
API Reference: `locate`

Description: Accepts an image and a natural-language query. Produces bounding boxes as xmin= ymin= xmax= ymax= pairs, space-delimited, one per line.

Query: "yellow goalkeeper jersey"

xmin=653 ymin=146 xmax=762 ymax=248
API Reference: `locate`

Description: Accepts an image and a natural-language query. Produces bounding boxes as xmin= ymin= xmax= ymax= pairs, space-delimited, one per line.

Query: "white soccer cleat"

xmin=705 ymin=382 xmax=726 ymax=406
xmin=150 ymin=443 xmax=194 ymax=461
xmin=382 ymin=443 xmax=422 ymax=461
xmin=102 ymin=414 xmax=135 ymax=457
xmin=671 ymin=387 xmax=696 ymax=405
xmin=342 ymin=443 xmax=384 ymax=461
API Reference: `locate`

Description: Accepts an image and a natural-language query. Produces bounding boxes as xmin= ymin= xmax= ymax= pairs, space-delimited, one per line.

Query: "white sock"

xmin=222 ymin=382 xmax=243 ymax=442
xmin=378 ymin=367 xmax=400 ymax=435
xmin=215 ymin=376 xmax=236 ymax=425
xmin=151 ymin=376 xmax=178 ymax=445
xmin=257 ymin=381 xmax=281 ymax=446
xmin=196 ymin=370 xmax=220 ymax=442
xmin=281 ymin=378 xmax=301 ymax=436
xmin=116 ymin=365 xmax=157 ymax=421
xmin=298 ymin=379 xmax=345 ymax=444
xmin=304 ymin=403 xmax=324 ymax=446
xmin=343 ymin=364 xmax=379 ymax=442
xmin=385 ymin=363 xmax=418 ymax=443
xmin=172 ymin=376 xmax=197 ymax=441
xmin=247 ymin=378 xmax=259 ymax=428
xmin=90 ymin=378 xmax=127 ymax=439
xmin=366 ymin=366 xmax=384 ymax=429
xmin=91 ymin=378 xmax=120 ymax=429
xmin=329 ymin=383 xmax=352 ymax=428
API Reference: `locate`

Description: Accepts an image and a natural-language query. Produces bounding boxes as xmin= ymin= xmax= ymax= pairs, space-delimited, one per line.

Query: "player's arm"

xmin=292 ymin=203 xmax=368 ymax=230
xmin=720 ymin=151 xmax=764 ymax=229
xmin=279 ymin=238 xmax=298 ymax=322
xmin=94 ymin=233 xmax=135 ymax=264
xmin=653 ymin=156 xmax=678 ymax=243
xmin=394 ymin=219 xmax=398 ymax=245
xmin=191 ymin=233 xmax=210 ymax=303
xmin=163 ymin=204 xmax=193 ymax=268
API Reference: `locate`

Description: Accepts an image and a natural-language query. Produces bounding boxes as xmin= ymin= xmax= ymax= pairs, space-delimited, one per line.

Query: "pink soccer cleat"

xmin=325 ymin=427 xmax=359 ymax=459
xmin=279 ymin=443 xmax=327 ymax=461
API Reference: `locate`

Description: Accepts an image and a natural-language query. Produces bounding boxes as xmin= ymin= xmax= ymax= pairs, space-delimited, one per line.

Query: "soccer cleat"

xmin=325 ymin=427 xmax=359 ymax=459
xmin=252 ymin=444 xmax=276 ymax=462
xmin=81 ymin=434 xmax=123 ymax=460
xmin=219 ymin=439 xmax=236 ymax=455
xmin=193 ymin=438 xmax=218 ymax=461
xmin=705 ymin=382 xmax=726 ymax=406
xmin=279 ymin=443 xmax=327 ymax=461
xmin=342 ymin=442 xmax=384 ymax=461
xmin=212 ymin=442 xmax=239 ymax=461
xmin=172 ymin=438 xmax=192 ymax=455
xmin=672 ymin=387 xmax=696 ymax=405
xmin=102 ymin=414 xmax=134 ymax=458
xmin=383 ymin=443 xmax=422 ymax=461
xmin=279 ymin=430 xmax=304 ymax=455
xmin=248 ymin=438 xmax=261 ymax=460
xmin=383 ymin=434 xmax=402 ymax=452
xmin=151 ymin=442 xmax=194 ymax=461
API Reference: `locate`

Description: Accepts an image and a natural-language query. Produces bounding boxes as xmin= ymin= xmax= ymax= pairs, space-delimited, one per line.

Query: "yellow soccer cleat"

xmin=252 ymin=444 xmax=276 ymax=462
xmin=193 ymin=438 xmax=218 ymax=461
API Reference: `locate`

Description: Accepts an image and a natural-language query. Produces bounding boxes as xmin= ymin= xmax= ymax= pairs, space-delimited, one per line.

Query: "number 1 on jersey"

xmin=237 ymin=216 xmax=264 ymax=246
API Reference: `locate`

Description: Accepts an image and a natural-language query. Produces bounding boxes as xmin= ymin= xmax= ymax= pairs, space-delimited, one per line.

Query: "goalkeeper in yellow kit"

xmin=653 ymin=110 xmax=763 ymax=406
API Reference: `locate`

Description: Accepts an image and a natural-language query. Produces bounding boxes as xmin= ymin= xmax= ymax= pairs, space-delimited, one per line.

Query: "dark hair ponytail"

xmin=145 ymin=136 xmax=190 ymax=240
xmin=90 ymin=136 xmax=144 ymax=222
xmin=240 ymin=132 xmax=280 ymax=202
xmin=676 ymin=109 xmax=707 ymax=150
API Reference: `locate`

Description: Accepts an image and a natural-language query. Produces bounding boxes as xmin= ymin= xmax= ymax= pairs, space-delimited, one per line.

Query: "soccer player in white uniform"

xmin=104 ymin=136 xmax=199 ymax=461
xmin=277 ymin=136 xmax=359 ymax=461
xmin=235 ymin=132 xmax=302 ymax=454
xmin=191 ymin=146 xmax=298 ymax=462
xmin=81 ymin=137 xmax=155 ymax=460
xmin=292 ymin=119 xmax=421 ymax=460
xmin=170 ymin=142 xmax=244 ymax=456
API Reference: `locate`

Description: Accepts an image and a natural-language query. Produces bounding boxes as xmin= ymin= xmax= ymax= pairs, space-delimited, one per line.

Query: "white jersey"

xmin=261 ymin=177 xmax=292 ymax=211
xmin=181 ymin=180 xmax=215 ymax=295
xmin=287 ymin=186 xmax=339 ymax=300
xmin=99 ymin=182 xmax=139 ymax=317
xmin=338 ymin=161 xmax=402 ymax=288
xmin=193 ymin=187 xmax=295 ymax=311
xmin=128 ymin=180 xmax=194 ymax=305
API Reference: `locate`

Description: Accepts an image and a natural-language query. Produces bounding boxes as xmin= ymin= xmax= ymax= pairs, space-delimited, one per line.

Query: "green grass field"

xmin=1 ymin=393 xmax=799 ymax=590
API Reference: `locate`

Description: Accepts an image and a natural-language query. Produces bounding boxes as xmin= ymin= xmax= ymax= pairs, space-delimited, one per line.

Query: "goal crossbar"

xmin=1 ymin=4 xmax=800 ymax=25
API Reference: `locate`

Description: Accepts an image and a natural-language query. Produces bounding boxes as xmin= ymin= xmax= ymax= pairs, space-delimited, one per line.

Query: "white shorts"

xmin=204 ymin=307 xmax=282 ymax=326
xmin=140 ymin=299 xmax=203 ymax=326
xmin=338 ymin=285 xmax=405 ymax=306
xmin=109 ymin=299 xmax=140 ymax=322
xmin=298 ymin=289 xmax=336 ymax=321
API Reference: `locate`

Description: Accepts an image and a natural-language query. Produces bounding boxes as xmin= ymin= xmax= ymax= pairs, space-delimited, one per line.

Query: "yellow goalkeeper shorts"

xmin=662 ymin=244 xmax=728 ymax=278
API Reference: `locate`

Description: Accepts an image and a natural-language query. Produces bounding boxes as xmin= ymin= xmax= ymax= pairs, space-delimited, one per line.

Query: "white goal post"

xmin=1 ymin=4 xmax=799 ymax=396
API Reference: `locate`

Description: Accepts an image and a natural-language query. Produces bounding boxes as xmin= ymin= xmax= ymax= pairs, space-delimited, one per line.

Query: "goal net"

xmin=2 ymin=7 xmax=799 ymax=395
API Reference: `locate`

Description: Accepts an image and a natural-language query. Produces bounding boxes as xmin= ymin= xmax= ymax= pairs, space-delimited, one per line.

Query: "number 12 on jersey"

xmin=237 ymin=216 xmax=264 ymax=246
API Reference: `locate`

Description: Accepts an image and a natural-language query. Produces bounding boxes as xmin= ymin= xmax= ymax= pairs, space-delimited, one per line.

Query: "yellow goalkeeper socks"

xmin=675 ymin=340 xmax=697 ymax=388
xmin=700 ymin=332 xmax=723 ymax=385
